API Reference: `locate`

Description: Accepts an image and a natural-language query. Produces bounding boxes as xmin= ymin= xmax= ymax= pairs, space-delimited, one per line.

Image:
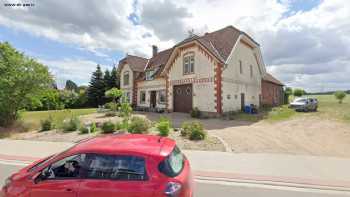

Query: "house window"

xmin=158 ymin=90 xmax=166 ymax=104
xmin=145 ymin=70 xmax=154 ymax=81
xmin=125 ymin=92 xmax=130 ymax=103
xmin=183 ymin=53 xmax=194 ymax=75
xmin=140 ymin=91 xmax=146 ymax=103
xmin=239 ymin=60 xmax=243 ymax=74
xmin=123 ymin=71 xmax=129 ymax=86
xmin=250 ymin=65 xmax=253 ymax=78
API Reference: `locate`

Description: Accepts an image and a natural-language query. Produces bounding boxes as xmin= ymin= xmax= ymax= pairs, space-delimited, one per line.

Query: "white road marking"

xmin=0 ymin=160 xmax=29 ymax=166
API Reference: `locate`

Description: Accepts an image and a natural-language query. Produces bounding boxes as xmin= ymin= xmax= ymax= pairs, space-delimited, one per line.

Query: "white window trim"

xmin=183 ymin=52 xmax=195 ymax=75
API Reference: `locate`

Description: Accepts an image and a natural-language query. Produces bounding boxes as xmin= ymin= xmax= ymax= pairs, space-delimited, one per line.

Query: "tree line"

xmin=0 ymin=42 xmax=120 ymax=126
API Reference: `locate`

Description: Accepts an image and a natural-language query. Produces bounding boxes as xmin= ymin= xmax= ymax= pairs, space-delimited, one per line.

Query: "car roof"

xmin=69 ymin=134 xmax=176 ymax=158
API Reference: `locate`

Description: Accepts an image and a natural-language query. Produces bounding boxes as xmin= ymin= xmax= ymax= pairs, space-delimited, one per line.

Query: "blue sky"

xmin=0 ymin=0 xmax=349 ymax=92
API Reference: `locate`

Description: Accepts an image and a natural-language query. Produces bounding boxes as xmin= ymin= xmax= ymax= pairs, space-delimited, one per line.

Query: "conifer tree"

xmin=87 ymin=65 xmax=105 ymax=107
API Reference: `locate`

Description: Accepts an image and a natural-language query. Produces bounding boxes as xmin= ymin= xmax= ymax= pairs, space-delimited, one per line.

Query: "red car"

xmin=1 ymin=134 xmax=193 ymax=197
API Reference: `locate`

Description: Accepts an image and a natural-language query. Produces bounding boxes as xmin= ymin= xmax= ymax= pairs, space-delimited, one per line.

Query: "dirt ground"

xmin=10 ymin=111 xmax=350 ymax=157
xmin=208 ymin=116 xmax=350 ymax=157
xmin=135 ymin=112 xmax=350 ymax=157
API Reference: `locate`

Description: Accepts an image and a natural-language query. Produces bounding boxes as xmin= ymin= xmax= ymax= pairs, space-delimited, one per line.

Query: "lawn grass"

xmin=264 ymin=105 xmax=297 ymax=122
xmin=20 ymin=108 xmax=96 ymax=131
xmin=310 ymin=94 xmax=350 ymax=122
xmin=265 ymin=94 xmax=350 ymax=123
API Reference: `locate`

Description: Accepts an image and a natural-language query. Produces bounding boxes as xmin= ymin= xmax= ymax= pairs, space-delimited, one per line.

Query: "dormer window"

xmin=123 ymin=71 xmax=130 ymax=86
xmin=183 ymin=52 xmax=194 ymax=75
xmin=145 ymin=69 xmax=155 ymax=80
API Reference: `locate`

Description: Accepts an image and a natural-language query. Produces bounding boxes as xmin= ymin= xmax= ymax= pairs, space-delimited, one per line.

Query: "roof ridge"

xmin=127 ymin=54 xmax=148 ymax=60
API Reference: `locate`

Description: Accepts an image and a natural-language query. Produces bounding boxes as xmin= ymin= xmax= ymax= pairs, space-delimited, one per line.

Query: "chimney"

xmin=152 ymin=45 xmax=158 ymax=57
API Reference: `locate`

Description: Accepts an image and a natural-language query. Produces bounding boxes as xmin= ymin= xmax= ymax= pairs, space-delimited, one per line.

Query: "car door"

xmin=77 ymin=153 xmax=157 ymax=197
xmin=30 ymin=154 xmax=86 ymax=197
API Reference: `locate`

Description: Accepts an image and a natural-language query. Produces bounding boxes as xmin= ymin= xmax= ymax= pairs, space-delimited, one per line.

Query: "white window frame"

xmin=123 ymin=71 xmax=130 ymax=86
xmin=158 ymin=90 xmax=166 ymax=104
xmin=183 ymin=52 xmax=194 ymax=75
xmin=140 ymin=91 xmax=146 ymax=104
xmin=145 ymin=70 xmax=154 ymax=81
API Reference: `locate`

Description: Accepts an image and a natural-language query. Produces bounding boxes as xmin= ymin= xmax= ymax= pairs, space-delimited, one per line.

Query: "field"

xmin=20 ymin=108 xmax=96 ymax=131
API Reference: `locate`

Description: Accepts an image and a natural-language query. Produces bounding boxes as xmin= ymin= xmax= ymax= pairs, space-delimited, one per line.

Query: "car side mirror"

xmin=34 ymin=167 xmax=51 ymax=184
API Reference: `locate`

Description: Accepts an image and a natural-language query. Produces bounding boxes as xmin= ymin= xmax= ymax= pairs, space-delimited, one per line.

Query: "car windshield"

xmin=293 ymin=98 xmax=307 ymax=103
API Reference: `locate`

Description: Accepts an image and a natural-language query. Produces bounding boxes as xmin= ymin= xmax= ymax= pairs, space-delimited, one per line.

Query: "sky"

xmin=0 ymin=0 xmax=349 ymax=92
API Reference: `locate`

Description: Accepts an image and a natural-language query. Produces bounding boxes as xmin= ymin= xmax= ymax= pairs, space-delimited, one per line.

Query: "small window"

xmin=45 ymin=154 xmax=86 ymax=179
xmin=85 ymin=154 xmax=147 ymax=181
xmin=123 ymin=92 xmax=131 ymax=103
xmin=158 ymin=146 xmax=184 ymax=177
xmin=158 ymin=90 xmax=166 ymax=104
xmin=140 ymin=91 xmax=146 ymax=103
xmin=145 ymin=70 xmax=154 ymax=81
xmin=239 ymin=60 xmax=243 ymax=74
xmin=123 ymin=71 xmax=130 ymax=86
xmin=183 ymin=53 xmax=194 ymax=75
xmin=250 ymin=65 xmax=253 ymax=78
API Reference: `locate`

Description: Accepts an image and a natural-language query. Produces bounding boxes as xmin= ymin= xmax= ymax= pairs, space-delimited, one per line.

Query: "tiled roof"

xmin=119 ymin=26 xmax=258 ymax=79
xmin=263 ymin=73 xmax=284 ymax=86
xmin=118 ymin=55 xmax=148 ymax=72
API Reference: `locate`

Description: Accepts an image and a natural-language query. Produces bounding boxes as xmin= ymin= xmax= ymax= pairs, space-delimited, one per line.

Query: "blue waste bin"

xmin=244 ymin=105 xmax=252 ymax=113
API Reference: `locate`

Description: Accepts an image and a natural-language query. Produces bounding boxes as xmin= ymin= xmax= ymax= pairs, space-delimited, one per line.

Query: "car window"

xmin=84 ymin=153 xmax=147 ymax=181
xmin=294 ymin=98 xmax=307 ymax=102
xmin=46 ymin=154 xmax=86 ymax=179
xmin=159 ymin=146 xmax=184 ymax=177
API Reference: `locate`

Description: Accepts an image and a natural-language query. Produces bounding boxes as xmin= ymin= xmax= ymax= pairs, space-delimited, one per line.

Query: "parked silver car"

xmin=289 ymin=97 xmax=318 ymax=112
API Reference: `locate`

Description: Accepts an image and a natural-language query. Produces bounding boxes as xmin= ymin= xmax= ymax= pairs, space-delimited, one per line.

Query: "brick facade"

xmin=261 ymin=80 xmax=284 ymax=106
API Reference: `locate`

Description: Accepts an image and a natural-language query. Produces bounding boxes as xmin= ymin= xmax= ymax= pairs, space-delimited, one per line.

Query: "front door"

xmin=241 ymin=93 xmax=245 ymax=111
xmin=173 ymin=84 xmax=193 ymax=113
xmin=150 ymin=91 xmax=157 ymax=108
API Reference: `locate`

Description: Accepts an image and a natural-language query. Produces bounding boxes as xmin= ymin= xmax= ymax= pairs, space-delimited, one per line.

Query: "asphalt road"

xmin=1 ymin=162 xmax=350 ymax=197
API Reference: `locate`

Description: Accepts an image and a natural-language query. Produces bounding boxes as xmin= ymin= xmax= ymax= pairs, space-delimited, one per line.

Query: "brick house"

xmin=118 ymin=26 xmax=283 ymax=115
xmin=261 ymin=73 xmax=284 ymax=106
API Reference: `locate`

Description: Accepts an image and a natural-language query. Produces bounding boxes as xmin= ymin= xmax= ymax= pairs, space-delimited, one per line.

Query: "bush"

xmin=115 ymin=121 xmax=127 ymax=131
xmin=180 ymin=122 xmax=192 ymax=137
xmin=128 ymin=117 xmax=150 ymax=134
xmin=105 ymin=111 xmax=117 ymax=117
xmin=190 ymin=107 xmax=201 ymax=118
xmin=90 ymin=122 xmax=97 ymax=133
xmin=334 ymin=91 xmax=347 ymax=104
xmin=159 ymin=116 xmax=172 ymax=127
xmin=40 ymin=116 xmax=54 ymax=131
xmin=61 ymin=116 xmax=80 ymax=132
xmin=101 ymin=121 xmax=115 ymax=133
xmin=181 ymin=121 xmax=206 ymax=140
xmin=105 ymin=102 xmax=118 ymax=111
xmin=293 ymin=88 xmax=305 ymax=97
xmin=79 ymin=125 xmax=89 ymax=134
xmin=157 ymin=121 xmax=170 ymax=136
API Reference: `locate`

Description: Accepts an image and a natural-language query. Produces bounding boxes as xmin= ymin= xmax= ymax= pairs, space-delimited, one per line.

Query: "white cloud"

xmin=1 ymin=0 xmax=350 ymax=92
xmin=39 ymin=58 xmax=110 ymax=88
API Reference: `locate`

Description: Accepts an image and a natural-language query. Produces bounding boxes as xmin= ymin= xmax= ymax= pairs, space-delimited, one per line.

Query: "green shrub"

xmin=40 ymin=116 xmax=54 ymax=131
xmin=190 ymin=107 xmax=201 ymax=118
xmin=101 ymin=121 xmax=115 ymax=133
xmin=180 ymin=122 xmax=191 ymax=137
xmin=181 ymin=121 xmax=206 ymax=140
xmin=105 ymin=102 xmax=118 ymax=111
xmin=128 ymin=117 xmax=150 ymax=134
xmin=105 ymin=111 xmax=117 ymax=117
xmin=159 ymin=116 xmax=172 ymax=127
xmin=90 ymin=122 xmax=97 ymax=133
xmin=62 ymin=116 xmax=80 ymax=132
xmin=115 ymin=121 xmax=127 ymax=131
xmin=79 ymin=125 xmax=89 ymax=134
xmin=157 ymin=121 xmax=170 ymax=136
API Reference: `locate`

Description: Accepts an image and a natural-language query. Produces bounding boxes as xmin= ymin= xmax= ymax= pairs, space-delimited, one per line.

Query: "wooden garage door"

xmin=173 ymin=84 xmax=193 ymax=113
